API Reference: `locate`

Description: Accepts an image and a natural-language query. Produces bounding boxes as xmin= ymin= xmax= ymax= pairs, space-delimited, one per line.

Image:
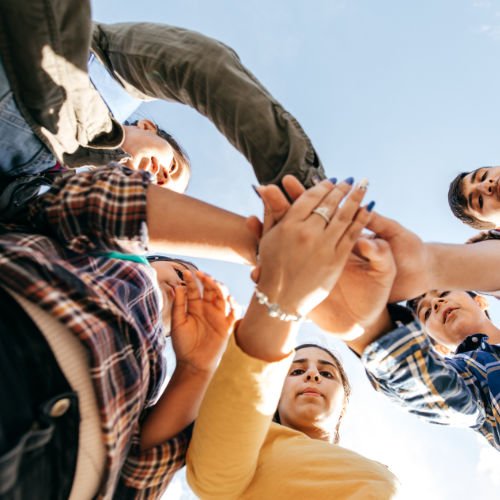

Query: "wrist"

xmin=346 ymin=307 xmax=395 ymax=356
xmin=174 ymin=359 xmax=216 ymax=380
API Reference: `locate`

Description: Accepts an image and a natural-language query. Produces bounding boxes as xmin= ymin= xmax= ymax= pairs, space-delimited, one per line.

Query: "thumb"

xmin=171 ymin=286 xmax=188 ymax=329
xmin=356 ymin=238 xmax=395 ymax=273
xmin=365 ymin=211 xmax=402 ymax=240
xmin=246 ymin=216 xmax=263 ymax=242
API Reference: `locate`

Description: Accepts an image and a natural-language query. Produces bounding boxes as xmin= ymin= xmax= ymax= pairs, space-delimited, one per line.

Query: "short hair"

xmin=448 ymin=169 xmax=495 ymax=230
xmin=124 ymin=120 xmax=191 ymax=186
xmin=406 ymin=290 xmax=491 ymax=323
xmin=273 ymin=344 xmax=351 ymax=445
xmin=146 ymin=255 xmax=198 ymax=270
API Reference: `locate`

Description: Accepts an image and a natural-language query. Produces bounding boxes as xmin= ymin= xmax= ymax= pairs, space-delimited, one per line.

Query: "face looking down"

xmin=416 ymin=290 xmax=490 ymax=353
xmin=460 ymin=166 xmax=500 ymax=227
xmin=277 ymin=346 xmax=348 ymax=443
xmin=150 ymin=259 xmax=201 ymax=335
xmin=121 ymin=119 xmax=190 ymax=194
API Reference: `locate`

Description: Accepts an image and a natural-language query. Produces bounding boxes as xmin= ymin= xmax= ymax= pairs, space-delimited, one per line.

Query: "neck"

xmin=282 ymin=419 xmax=333 ymax=443
xmin=478 ymin=320 xmax=500 ymax=344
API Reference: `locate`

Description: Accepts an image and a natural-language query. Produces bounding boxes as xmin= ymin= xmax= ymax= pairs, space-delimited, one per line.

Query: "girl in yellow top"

xmin=186 ymin=176 xmax=400 ymax=499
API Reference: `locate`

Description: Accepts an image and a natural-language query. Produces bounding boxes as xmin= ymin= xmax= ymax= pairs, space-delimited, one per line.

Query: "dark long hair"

xmin=273 ymin=343 xmax=351 ymax=445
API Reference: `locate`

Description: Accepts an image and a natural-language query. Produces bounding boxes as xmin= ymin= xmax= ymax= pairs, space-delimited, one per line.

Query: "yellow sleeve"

xmin=186 ymin=333 xmax=294 ymax=500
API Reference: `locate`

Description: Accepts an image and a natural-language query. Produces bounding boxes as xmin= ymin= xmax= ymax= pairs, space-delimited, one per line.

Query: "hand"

xmin=170 ymin=270 xmax=241 ymax=375
xmin=256 ymin=177 xmax=373 ymax=316
xmin=365 ymin=212 xmax=431 ymax=302
xmin=308 ymin=237 xmax=396 ymax=347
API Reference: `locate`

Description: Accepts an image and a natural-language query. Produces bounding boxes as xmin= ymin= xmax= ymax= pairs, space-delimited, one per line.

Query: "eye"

xmin=169 ymin=159 xmax=177 ymax=173
xmin=439 ymin=291 xmax=449 ymax=298
xmin=173 ymin=268 xmax=184 ymax=281
xmin=424 ymin=308 xmax=431 ymax=321
xmin=290 ymin=369 xmax=305 ymax=376
xmin=320 ymin=371 xmax=334 ymax=378
xmin=482 ymin=171 xmax=488 ymax=182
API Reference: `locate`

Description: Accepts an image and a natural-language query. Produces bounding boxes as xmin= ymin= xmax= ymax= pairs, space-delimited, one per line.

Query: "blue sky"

xmin=93 ymin=1 xmax=500 ymax=498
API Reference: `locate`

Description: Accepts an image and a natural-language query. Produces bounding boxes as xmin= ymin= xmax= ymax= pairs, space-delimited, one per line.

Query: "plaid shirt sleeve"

xmin=26 ymin=164 xmax=151 ymax=254
xmin=116 ymin=423 xmax=193 ymax=499
xmin=361 ymin=306 xmax=485 ymax=429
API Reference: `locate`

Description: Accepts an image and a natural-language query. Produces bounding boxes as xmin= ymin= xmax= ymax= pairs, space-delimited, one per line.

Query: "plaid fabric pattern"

xmin=362 ymin=308 xmax=500 ymax=451
xmin=0 ymin=165 xmax=190 ymax=499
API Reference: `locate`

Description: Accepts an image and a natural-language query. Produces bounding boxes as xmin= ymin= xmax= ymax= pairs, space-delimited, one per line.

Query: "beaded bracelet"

xmin=254 ymin=287 xmax=304 ymax=322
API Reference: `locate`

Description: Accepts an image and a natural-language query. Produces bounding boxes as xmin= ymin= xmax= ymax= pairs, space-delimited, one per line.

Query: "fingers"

xmin=246 ymin=216 xmax=263 ymax=242
xmin=196 ymin=271 xmax=229 ymax=312
xmin=282 ymin=178 xmax=336 ymax=222
xmin=227 ymin=295 xmax=242 ymax=322
xmin=282 ymin=175 xmax=306 ymax=201
xmin=250 ymin=265 xmax=261 ymax=284
xmin=259 ymin=185 xmax=291 ymax=228
xmin=183 ymin=270 xmax=202 ymax=302
xmin=171 ymin=283 xmax=188 ymax=328
xmin=335 ymin=203 xmax=374 ymax=258
xmin=325 ymin=178 xmax=368 ymax=235
xmin=355 ymin=238 xmax=395 ymax=274
xmin=365 ymin=211 xmax=402 ymax=239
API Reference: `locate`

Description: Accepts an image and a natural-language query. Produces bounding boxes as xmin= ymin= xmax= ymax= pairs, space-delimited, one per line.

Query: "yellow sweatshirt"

xmin=187 ymin=335 xmax=400 ymax=500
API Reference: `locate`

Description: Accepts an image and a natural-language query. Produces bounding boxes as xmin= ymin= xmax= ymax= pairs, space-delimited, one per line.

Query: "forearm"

xmin=236 ymin=295 xmax=300 ymax=362
xmin=147 ymin=184 xmax=257 ymax=265
xmin=344 ymin=308 xmax=394 ymax=356
xmin=428 ymin=240 xmax=500 ymax=292
xmin=140 ymin=363 xmax=212 ymax=451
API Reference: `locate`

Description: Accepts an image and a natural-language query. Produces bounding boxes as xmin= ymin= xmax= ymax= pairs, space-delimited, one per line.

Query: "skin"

xmin=415 ymin=290 xmax=500 ymax=354
xmin=460 ymin=166 xmax=500 ymax=227
xmin=278 ymin=347 xmax=346 ymax=443
xmin=122 ymin=119 xmax=190 ymax=193
xmin=140 ymin=270 xmax=240 ymax=450
xmin=150 ymin=260 xmax=201 ymax=334
xmin=147 ymin=183 xmax=258 ymax=266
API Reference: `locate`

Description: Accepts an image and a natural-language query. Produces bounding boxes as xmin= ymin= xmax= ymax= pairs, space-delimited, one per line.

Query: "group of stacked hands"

xmin=1 ymin=1 xmax=499 ymax=499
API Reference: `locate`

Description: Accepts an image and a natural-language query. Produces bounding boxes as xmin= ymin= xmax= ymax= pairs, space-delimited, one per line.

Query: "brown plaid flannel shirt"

xmin=0 ymin=165 xmax=191 ymax=499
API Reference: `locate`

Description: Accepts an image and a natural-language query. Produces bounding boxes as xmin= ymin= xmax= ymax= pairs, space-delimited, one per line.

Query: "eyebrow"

xmin=292 ymin=358 xmax=337 ymax=369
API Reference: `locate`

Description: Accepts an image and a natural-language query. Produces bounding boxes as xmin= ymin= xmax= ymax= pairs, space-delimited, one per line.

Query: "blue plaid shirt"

xmin=362 ymin=306 xmax=500 ymax=451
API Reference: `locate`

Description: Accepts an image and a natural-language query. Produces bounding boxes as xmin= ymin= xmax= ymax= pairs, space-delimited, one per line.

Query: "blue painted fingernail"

xmin=329 ymin=177 xmax=337 ymax=184
xmin=252 ymin=185 xmax=262 ymax=199
xmin=367 ymin=201 xmax=375 ymax=212
xmin=344 ymin=177 xmax=354 ymax=185
xmin=312 ymin=175 xmax=321 ymax=185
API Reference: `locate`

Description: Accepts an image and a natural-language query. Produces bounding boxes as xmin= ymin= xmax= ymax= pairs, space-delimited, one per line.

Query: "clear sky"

xmin=93 ymin=1 xmax=500 ymax=498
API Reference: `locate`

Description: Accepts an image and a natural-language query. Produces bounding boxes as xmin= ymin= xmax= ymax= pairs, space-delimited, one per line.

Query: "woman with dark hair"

xmin=186 ymin=177 xmax=399 ymax=500
xmin=273 ymin=344 xmax=351 ymax=445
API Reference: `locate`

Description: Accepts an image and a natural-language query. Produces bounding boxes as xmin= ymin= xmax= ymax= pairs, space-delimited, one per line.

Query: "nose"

xmin=431 ymin=296 xmax=446 ymax=313
xmin=156 ymin=165 xmax=170 ymax=186
xmin=305 ymin=369 xmax=320 ymax=382
xmin=478 ymin=178 xmax=495 ymax=196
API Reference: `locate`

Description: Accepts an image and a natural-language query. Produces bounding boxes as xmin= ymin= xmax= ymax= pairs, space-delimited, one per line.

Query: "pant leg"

xmin=91 ymin=22 xmax=325 ymax=188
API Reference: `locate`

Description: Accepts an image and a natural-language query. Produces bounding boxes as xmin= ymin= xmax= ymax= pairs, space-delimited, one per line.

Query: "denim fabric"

xmin=0 ymin=52 xmax=56 ymax=177
xmin=0 ymin=286 xmax=79 ymax=500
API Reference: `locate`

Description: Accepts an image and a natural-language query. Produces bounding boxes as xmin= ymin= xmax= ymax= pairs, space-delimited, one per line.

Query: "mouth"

xmin=443 ymin=307 xmax=457 ymax=324
xmin=299 ymin=387 xmax=323 ymax=398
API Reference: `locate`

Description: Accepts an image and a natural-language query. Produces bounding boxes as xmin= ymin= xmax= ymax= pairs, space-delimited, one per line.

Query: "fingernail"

xmin=366 ymin=201 xmax=375 ymax=212
xmin=252 ymin=185 xmax=262 ymax=199
xmin=311 ymin=175 xmax=321 ymax=185
xmin=344 ymin=177 xmax=354 ymax=185
xmin=357 ymin=178 xmax=369 ymax=190
xmin=329 ymin=177 xmax=337 ymax=184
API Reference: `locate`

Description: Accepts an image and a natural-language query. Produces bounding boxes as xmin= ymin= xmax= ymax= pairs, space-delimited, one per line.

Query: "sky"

xmin=92 ymin=1 xmax=500 ymax=498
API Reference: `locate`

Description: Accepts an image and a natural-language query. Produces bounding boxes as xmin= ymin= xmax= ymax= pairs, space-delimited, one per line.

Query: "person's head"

xmin=407 ymin=290 xmax=491 ymax=354
xmin=147 ymin=255 xmax=199 ymax=334
xmin=275 ymin=344 xmax=351 ymax=444
xmin=122 ymin=119 xmax=191 ymax=193
xmin=448 ymin=166 xmax=500 ymax=229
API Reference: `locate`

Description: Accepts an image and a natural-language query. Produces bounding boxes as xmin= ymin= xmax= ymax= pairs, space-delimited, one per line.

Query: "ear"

xmin=137 ymin=119 xmax=158 ymax=132
xmin=434 ymin=343 xmax=452 ymax=356
xmin=474 ymin=294 xmax=490 ymax=312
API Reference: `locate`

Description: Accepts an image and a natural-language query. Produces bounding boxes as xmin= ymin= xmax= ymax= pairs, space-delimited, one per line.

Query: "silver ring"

xmin=311 ymin=206 xmax=331 ymax=224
